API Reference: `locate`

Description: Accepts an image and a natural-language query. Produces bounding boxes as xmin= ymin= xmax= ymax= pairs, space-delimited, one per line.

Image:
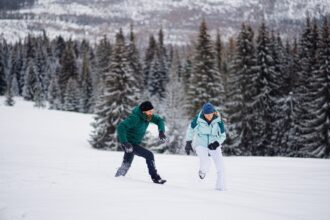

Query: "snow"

xmin=1 ymin=97 xmax=330 ymax=220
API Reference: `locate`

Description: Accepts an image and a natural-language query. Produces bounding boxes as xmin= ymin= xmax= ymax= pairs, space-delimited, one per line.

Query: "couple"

xmin=115 ymin=101 xmax=226 ymax=191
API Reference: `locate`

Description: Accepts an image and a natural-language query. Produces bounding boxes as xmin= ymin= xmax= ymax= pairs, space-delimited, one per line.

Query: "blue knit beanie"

xmin=202 ymin=102 xmax=215 ymax=114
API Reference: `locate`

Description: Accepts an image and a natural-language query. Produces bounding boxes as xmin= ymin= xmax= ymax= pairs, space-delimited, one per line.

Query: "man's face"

xmin=143 ymin=109 xmax=154 ymax=117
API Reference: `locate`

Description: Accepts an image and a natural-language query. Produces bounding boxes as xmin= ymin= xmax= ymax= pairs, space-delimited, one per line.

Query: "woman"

xmin=185 ymin=102 xmax=226 ymax=191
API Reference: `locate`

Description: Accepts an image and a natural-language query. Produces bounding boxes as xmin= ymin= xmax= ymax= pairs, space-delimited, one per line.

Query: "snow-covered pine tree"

xmin=20 ymin=34 xmax=37 ymax=93
xmin=223 ymin=23 xmax=248 ymax=155
xmin=215 ymin=31 xmax=223 ymax=76
xmin=58 ymin=40 xmax=78 ymax=103
xmin=10 ymin=70 xmax=19 ymax=97
xmin=90 ymin=28 xmax=135 ymax=150
xmin=237 ymin=25 xmax=260 ymax=155
xmin=53 ymin=35 xmax=66 ymax=60
xmin=33 ymin=74 xmax=46 ymax=108
xmin=291 ymin=17 xmax=323 ymax=157
xmin=5 ymin=75 xmax=15 ymax=106
xmin=148 ymin=28 xmax=168 ymax=105
xmin=9 ymin=43 xmax=24 ymax=95
xmin=161 ymin=49 xmax=187 ymax=154
xmin=34 ymin=42 xmax=48 ymax=99
xmin=253 ymin=21 xmax=278 ymax=155
xmin=87 ymin=47 xmax=97 ymax=113
xmin=42 ymin=36 xmax=57 ymax=100
xmin=94 ymin=35 xmax=111 ymax=105
xmin=157 ymin=28 xmax=169 ymax=89
xmin=64 ymin=77 xmax=80 ymax=112
xmin=187 ymin=20 xmax=220 ymax=115
xmin=143 ymin=34 xmax=157 ymax=97
xmin=0 ymin=40 xmax=7 ymax=95
xmin=126 ymin=24 xmax=143 ymax=102
xmin=268 ymin=32 xmax=293 ymax=155
xmin=318 ymin=17 xmax=330 ymax=158
xmin=48 ymin=68 xmax=62 ymax=110
xmin=22 ymin=60 xmax=37 ymax=101
xmin=213 ymin=30 xmax=226 ymax=108
xmin=310 ymin=16 xmax=330 ymax=158
xmin=79 ymin=50 xmax=93 ymax=113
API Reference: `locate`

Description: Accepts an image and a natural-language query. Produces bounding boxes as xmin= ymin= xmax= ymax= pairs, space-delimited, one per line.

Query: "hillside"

xmin=0 ymin=0 xmax=329 ymax=44
xmin=0 ymin=97 xmax=330 ymax=220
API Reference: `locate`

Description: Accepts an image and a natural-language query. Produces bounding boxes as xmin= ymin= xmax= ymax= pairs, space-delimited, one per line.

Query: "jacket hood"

xmin=132 ymin=106 xmax=148 ymax=121
xmin=197 ymin=110 xmax=221 ymax=124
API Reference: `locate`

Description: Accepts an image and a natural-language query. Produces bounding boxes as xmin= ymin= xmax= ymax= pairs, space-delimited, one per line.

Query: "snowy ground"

xmin=1 ymin=98 xmax=330 ymax=220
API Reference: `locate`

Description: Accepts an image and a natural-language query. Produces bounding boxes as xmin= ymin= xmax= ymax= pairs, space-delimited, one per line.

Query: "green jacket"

xmin=117 ymin=106 xmax=165 ymax=145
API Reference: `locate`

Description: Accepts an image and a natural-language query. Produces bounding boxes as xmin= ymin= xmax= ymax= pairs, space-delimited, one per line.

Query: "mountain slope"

xmin=1 ymin=0 xmax=330 ymax=44
xmin=0 ymin=97 xmax=330 ymax=220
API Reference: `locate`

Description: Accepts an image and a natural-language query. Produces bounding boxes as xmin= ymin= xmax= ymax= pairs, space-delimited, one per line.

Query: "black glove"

xmin=208 ymin=141 xmax=220 ymax=150
xmin=122 ymin=142 xmax=133 ymax=153
xmin=159 ymin=131 xmax=167 ymax=143
xmin=185 ymin=140 xmax=193 ymax=155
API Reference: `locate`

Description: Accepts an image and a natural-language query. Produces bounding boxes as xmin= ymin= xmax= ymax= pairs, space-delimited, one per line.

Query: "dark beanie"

xmin=140 ymin=101 xmax=154 ymax=112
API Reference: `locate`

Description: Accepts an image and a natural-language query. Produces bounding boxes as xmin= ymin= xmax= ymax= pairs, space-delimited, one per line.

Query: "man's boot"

xmin=115 ymin=162 xmax=131 ymax=177
xmin=151 ymin=174 xmax=166 ymax=184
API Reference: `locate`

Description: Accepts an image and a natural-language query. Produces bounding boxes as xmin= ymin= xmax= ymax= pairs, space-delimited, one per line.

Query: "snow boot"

xmin=199 ymin=170 xmax=206 ymax=179
xmin=115 ymin=162 xmax=131 ymax=177
xmin=151 ymin=174 xmax=166 ymax=184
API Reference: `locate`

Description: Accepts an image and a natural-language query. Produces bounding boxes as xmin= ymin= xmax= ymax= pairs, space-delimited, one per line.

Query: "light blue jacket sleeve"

xmin=185 ymin=115 xmax=198 ymax=142
xmin=185 ymin=124 xmax=194 ymax=142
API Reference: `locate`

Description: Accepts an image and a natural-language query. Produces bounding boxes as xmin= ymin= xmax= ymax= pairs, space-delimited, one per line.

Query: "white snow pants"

xmin=195 ymin=146 xmax=226 ymax=191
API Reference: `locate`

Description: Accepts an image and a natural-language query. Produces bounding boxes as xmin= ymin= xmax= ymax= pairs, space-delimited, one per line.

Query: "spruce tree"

xmin=223 ymin=24 xmax=246 ymax=155
xmin=64 ymin=77 xmax=80 ymax=112
xmin=127 ymin=24 xmax=143 ymax=102
xmin=253 ymin=21 xmax=277 ymax=155
xmin=10 ymin=43 xmax=24 ymax=95
xmin=79 ymin=50 xmax=93 ymax=113
xmin=312 ymin=17 xmax=330 ymax=158
xmin=90 ymin=29 xmax=135 ymax=150
xmin=143 ymin=35 xmax=157 ymax=96
xmin=5 ymin=76 xmax=15 ymax=106
xmin=48 ymin=70 xmax=62 ymax=110
xmin=94 ymin=35 xmax=111 ymax=103
xmin=22 ymin=60 xmax=37 ymax=101
xmin=239 ymin=24 xmax=259 ymax=155
xmin=187 ymin=20 xmax=220 ymax=115
xmin=163 ymin=50 xmax=187 ymax=154
xmin=33 ymin=76 xmax=46 ymax=108
xmin=0 ymin=40 xmax=7 ymax=95
xmin=58 ymin=40 xmax=78 ymax=102
xmin=291 ymin=17 xmax=323 ymax=157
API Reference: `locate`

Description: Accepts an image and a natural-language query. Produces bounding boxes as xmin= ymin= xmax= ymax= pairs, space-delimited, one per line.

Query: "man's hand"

xmin=185 ymin=140 xmax=193 ymax=155
xmin=208 ymin=141 xmax=220 ymax=150
xmin=122 ymin=142 xmax=133 ymax=153
xmin=159 ymin=131 xmax=168 ymax=144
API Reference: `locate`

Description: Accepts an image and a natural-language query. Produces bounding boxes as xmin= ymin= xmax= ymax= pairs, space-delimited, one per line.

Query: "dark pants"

xmin=122 ymin=144 xmax=157 ymax=176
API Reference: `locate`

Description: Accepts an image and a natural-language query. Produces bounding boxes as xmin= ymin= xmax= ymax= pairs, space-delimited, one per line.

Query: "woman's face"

xmin=204 ymin=113 xmax=214 ymax=122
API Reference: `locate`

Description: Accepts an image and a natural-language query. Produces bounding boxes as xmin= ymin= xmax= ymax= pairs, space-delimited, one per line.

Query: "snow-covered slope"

xmin=1 ymin=0 xmax=329 ymax=45
xmin=1 ymin=97 xmax=330 ymax=220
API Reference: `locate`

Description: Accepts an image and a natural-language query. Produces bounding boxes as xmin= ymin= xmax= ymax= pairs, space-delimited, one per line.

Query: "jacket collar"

xmin=132 ymin=106 xmax=148 ymax=121
xmin=197 ymin=110 xmax=221 ymax=124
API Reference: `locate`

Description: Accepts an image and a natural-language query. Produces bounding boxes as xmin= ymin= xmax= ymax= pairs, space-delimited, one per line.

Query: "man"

xmin=115 ymin=101 xmax=167 ymax=184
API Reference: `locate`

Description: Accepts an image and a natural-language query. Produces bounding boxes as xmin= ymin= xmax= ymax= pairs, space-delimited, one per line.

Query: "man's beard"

xmin=146 ymin=114 xmax=152 ymax=121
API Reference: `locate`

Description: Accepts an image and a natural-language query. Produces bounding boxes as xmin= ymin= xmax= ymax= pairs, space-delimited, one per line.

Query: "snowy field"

xmin=0 ymin=97 xmax=330 ymax=220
